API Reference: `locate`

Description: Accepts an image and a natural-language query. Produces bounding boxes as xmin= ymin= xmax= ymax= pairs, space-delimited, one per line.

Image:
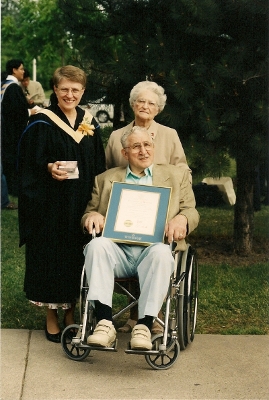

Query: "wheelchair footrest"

xmin=125 ymin=349 xmax=160 ymax=356
xmin=125 ymin=342 xmax=160 ymax=356
xmin=82 ymin=339 xmax=118 ymax=352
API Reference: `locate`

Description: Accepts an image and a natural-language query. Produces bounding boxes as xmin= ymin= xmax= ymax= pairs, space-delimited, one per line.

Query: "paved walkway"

xmin=1 ymin=330 xmax=268 ymax=400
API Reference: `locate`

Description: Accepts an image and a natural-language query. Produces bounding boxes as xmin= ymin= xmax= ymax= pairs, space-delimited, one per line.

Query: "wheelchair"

xmin=61 ymin=242 xmax=198 ymax=370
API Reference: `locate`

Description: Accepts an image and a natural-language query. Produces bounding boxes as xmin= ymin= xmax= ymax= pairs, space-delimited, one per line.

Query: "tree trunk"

xmin=233 ymin=153 xmax=255 ymax=255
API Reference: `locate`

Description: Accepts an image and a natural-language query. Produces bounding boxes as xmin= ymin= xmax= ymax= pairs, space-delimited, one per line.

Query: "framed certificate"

xmin=102 ymin=182 xmax=171 ymax=246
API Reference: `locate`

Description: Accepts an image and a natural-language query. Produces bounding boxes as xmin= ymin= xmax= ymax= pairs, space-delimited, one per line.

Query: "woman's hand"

xmin=48 ymin=161 xmax=68 ymax=181
xmin=84 ymin=212 xmax=105 ymax=235
xmin=165 ymin=214 xmax=188 ymax=243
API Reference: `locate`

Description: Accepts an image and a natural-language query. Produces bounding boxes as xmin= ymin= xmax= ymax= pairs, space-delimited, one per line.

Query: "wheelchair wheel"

xmin=145 ymin=334 xmax=180 ymax=370
xmin=177 ymin=245 xmax=198 ymax=350
xmin=61 ymin=324 xmax=91 ymax=361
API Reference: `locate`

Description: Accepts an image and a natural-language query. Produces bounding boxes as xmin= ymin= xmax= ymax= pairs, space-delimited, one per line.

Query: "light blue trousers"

xmin=83 ymin=237 xmax=174 ymax=319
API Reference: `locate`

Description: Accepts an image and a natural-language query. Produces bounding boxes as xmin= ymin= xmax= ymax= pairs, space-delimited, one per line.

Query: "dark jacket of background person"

xmin=1 ymin=75 xmax=30 ymax=196
xmin=18 ymin=103 xmax=106 ymax=303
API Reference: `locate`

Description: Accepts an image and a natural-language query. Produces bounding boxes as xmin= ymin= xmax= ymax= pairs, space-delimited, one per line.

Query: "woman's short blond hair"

xmin=53 ymin=65 xmax=87 ymax=88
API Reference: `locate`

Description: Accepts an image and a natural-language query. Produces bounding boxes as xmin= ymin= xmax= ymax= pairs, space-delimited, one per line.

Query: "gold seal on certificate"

xmin=124 ymin=220 xmax=133 ymax=227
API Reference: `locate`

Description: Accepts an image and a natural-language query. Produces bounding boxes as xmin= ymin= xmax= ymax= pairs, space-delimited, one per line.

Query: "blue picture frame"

xmin=102 ymin=182 xmax=171 ymax=246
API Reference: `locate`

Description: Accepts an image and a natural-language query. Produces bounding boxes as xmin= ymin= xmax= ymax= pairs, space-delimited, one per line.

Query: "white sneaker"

xmin=87 ymin=319 xmax=116 ymax=347
xmin=130 ymin=324 xmax=152 ymax=350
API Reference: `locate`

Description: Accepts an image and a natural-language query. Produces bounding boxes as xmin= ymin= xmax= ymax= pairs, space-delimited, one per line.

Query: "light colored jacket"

xmin=105 ymin=120 xmax=190 ymax=170
xmin=20 ymin=80 xmax=45 ymax=106
xmin=81 ymin=164 xmax=199 ymax=251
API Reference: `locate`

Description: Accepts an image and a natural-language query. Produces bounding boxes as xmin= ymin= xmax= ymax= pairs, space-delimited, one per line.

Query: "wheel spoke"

xmin=61 ymin=324 xmax=91 ymax=361
xmin=145 ymin=335 xmax=179 ymax=370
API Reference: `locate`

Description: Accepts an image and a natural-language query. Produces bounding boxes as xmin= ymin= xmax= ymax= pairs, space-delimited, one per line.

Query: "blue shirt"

xmin=125 ymin=165 xmax=153 ymax=185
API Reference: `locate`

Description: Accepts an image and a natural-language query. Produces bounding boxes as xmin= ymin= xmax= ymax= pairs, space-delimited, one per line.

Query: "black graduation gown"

xmin=1 ymin=81 xmax=30 ymax=195
xmin=18 ymin=104 xmax=106 ymax=303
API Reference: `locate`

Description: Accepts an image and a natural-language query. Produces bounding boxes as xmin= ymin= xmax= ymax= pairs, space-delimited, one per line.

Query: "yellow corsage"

xmin=77 ymin=116 xmax=95 ymax=136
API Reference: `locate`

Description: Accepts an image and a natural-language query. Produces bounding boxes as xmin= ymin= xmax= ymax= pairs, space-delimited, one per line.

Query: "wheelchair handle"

xmin=169 ymin=241 xmax=177 ymax=252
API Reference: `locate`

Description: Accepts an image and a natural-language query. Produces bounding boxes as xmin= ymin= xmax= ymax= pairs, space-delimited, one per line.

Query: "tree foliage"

xmin=58 ymin=0 xmax=268 ymax=173
xmin=1 ymin=0 xmax=73 ymax=89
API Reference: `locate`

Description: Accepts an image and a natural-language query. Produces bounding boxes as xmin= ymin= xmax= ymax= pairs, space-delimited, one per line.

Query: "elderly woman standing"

xmin=105 ymin=81 xmax=191 ymax=333
xmin=105 ymin=81 xmax=189 ymax=169
xmin=18 ymin=65 xmax=106 ymax=342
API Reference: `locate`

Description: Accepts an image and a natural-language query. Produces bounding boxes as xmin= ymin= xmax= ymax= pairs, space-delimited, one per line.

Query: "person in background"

xmin=82 ymin=126 xmax=199 ymax=351
xmin=1 ymin=59 xmax=36 ymax=196
xmin=18 ymin=65 xmax=106 ymax=343
xmin=1 ymin=71 xmax=17 ymax=209
xmin=20 ymin=69 xmax=46 ymax=108
xmin=105 ymin=81 xmax=191 ymax=333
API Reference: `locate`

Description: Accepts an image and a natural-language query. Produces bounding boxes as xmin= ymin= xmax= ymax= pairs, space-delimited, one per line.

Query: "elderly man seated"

xmin=81 ymin=126 xmax=199 ymax=351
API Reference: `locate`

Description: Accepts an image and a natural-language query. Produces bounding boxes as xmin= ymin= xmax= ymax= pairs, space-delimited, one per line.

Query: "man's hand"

xmin=84 ymin=212 xmax=105 ymax=235
xmin=165 ymin=214 xmax=188 ymax=243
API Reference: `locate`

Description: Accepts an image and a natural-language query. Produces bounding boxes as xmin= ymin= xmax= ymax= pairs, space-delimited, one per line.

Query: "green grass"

xmin=1 ymin=198 xmax=269 ymax=334
xmin=190 ymin=204 xmax=269 ymax=239
xmin=198 ymin=263 xmax=269 ymax=334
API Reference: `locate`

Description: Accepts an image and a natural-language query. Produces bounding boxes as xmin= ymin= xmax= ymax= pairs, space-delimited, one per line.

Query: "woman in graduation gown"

xmin=18 ymin=65 xmax=106 ymax=342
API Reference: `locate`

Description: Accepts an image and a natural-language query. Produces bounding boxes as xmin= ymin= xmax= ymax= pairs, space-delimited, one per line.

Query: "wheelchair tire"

xmin=61 ymin=324 xmax=91 ymax=361
xmin=176 ymin=245 xmax=198 ymax=350
xmin=145 ymin=334 xmax=180 ymax=370
xmin=79 ymin=266 xmax=88 ymax=323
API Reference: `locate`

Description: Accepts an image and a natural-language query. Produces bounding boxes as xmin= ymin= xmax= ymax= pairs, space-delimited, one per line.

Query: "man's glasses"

xmin=135 ymin=98 xmax=158 ymax=108
xmin=57 ymin=87 xmax=83 ymax=95
xmin=124 ymin=141 xmax=153 ymax=153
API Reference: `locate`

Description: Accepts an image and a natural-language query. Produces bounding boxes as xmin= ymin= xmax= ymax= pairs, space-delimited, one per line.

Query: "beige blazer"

xmin=105 ymin=120 xmax=190 ymax=170
xmin=81 ymin=164 xmax=199 ymax=251
xmin=20 ymin=80 xmax=45 ymax=106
